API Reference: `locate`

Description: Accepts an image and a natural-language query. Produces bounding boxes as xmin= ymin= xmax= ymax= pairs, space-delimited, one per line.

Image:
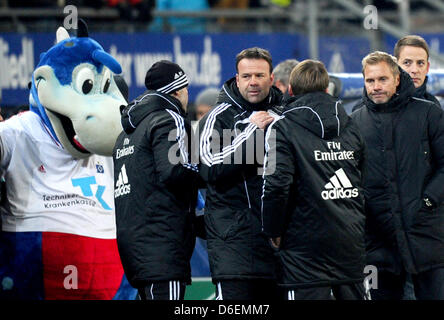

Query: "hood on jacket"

xmin=362 ymin=67 xmax=415 ymax=113
xmin=284 ymin=91 xmax=349 ymax=140
xmin=121 ymin=90 xmax=185 ymax=134
xmin=216 ymin=77 xmax=283 ymax=112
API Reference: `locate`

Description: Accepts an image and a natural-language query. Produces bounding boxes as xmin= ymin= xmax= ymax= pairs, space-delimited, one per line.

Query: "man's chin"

xmin=413 ymin=80 xmax=423 ymax=88
xmin=371 ymin=97 xmax=389 ymax=104
xmin=247 ymin=95 xmax=265 ymax=104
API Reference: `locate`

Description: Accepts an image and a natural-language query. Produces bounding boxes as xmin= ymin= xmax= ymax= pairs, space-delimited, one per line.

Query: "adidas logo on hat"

xmin=321 ymin=168 xmax=359 ymax=200
xmin=145 ymin=60 xmax=189 ymax=94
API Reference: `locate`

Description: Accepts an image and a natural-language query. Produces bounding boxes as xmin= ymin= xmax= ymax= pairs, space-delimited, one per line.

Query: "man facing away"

xmin=113 ymin=60 xmax=200 ymax=300
xmin=351 ymin=51 xmax=444 ymax=300
xmin=262 ymin=59 xmax=367 ymax=300
xmin=198 ymin=47 xmax=283 ymax=300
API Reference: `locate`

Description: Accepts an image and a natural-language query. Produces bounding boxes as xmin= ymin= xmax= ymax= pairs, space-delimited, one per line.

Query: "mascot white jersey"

xmin=0 ymin=21 xmax=137 ymax=300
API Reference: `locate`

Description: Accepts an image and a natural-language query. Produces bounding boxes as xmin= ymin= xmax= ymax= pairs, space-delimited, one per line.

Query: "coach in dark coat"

xmin=351 ymin=51 xmax=444 ymax=300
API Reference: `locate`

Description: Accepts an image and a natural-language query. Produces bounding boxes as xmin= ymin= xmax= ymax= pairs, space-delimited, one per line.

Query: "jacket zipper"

xmin=243 ymin=176 xmax=252 ymax=209
xmin=234 ymin=116 xmax=252 ymax=209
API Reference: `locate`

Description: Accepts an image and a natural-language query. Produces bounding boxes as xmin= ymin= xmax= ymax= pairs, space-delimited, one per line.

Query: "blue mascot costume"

xmin=0 ymin=21 xmax=137 ymax=300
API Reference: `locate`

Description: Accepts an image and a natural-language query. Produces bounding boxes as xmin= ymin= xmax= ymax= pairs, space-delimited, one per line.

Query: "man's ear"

xmin=288 ymin=85 xmax=293 ymax=96
xmin=274 ymin=79 xmax=285 ymax=93
xmin=236 ymin=73 xmax=239 ymax=88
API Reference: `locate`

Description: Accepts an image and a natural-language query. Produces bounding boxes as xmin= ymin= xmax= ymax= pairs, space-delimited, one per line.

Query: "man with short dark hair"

xmin=394 ymin=35 xmax=440 ymax=107
xmin=113 ymin=60 xmax=200 ymax=300
xmin=262 ymin=59 xmax=367 ymax=300
xmin=198 ymin=47 xmax=282 ymax=300
xmin=352 ymin=51 xmax=444 ymax=300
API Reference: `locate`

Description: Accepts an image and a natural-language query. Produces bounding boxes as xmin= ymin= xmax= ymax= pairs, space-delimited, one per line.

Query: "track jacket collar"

xmin=121 ymin=89 xmax=185 ymax=134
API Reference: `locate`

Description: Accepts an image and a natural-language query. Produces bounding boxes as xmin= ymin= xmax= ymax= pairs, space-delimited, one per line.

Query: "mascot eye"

xmin=82 ymin=80 xmax=93 ymax=94
xmin=102 ymin=69 xmax=112 ymax=93
xmin=75 ymin=68 xmax=95 ymax=95
xmin=103 ymin=79 xmax=111 ymax=93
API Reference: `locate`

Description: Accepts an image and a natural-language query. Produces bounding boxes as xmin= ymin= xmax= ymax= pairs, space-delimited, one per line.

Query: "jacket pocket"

xmin=267 ymin=238 xmax=281 ymax=253
xmin=414 ymin=204 xmax=437 ymax=224
xmin=205 ymin=207 xmax=250 ymax=241
xmin=422 ymin=140 xmax=432 ymax=174
xmin=411 ymin=196 xmax=441 ymax=230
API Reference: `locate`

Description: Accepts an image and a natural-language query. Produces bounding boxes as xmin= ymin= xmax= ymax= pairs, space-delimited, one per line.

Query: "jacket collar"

xmin=413 ymin=75 xmax=429 ymax=99
xmin=121 ymin=90 xmax=185 ymax=134
xmin=284 ymin=91 xmax=348 ymax=139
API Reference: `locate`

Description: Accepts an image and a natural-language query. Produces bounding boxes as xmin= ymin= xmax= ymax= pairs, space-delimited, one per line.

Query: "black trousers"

xmin=215 ymin=279 xmax=280 ymax=300
xmin=370 ymin=268 xmax=444 ymax=300
xmin=138 ymin=281 xmax=186 ymax=300
xmin=285 ymin=282 xmax=368 ymax=300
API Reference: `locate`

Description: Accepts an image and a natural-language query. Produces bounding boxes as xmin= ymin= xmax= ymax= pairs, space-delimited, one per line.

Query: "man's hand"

xmin=250 ymin=111 xmax=274 ymax=130
xmin=269 ymin=237 xmax=281 ymax=249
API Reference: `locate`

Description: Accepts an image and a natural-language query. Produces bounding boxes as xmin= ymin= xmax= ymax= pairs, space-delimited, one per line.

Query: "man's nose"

xmin=373 ymin=81 xmax=382 ymax=91
xmin=410 ymin=64 xmax=419 ymax=74
xmin=249 ymin=76 xmax=259 ymax=86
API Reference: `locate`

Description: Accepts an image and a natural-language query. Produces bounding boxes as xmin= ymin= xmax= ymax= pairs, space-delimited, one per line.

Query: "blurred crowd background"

xmin=1 ymin=0 xmax=444 ymax=120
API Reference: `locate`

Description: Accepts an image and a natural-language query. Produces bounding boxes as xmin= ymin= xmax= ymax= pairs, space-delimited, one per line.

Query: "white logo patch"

xmin=321 ymin=168 xmax=359 ymax=200
xmin=115 ymin=164 xmax=131 ymax=198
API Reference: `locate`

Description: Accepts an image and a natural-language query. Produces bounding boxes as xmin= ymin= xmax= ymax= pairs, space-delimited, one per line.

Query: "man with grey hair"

xmin=351 ymin=51 xmax=444 ymax=300
xmin=194 ymin=87 xmax=219 ymax=121
xmin=272 ymin=59 xmax=299 ymax=94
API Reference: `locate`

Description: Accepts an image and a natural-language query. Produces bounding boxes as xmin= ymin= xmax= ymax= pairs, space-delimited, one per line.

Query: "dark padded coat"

xmin=262 ymin=91 xmax=366 ymax=288
xmin=113 ymin=90 xmax=199 ymax=288
xmin=351 ymin=69 xmax=444 ymax=275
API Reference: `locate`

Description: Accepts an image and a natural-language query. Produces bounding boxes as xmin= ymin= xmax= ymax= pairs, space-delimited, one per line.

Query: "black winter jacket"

xmin=351 ymin=69 xmax=444 ymax=274
xmin=262 ymin=92 xmax=366 ymax=288
xmin=198 ymin=77 xmax=282 ymax=281
xmin=113 ymin=90 xmax=199 ymax=288
xmin=352 ymin=75 xmax=440 ymax=112
xmin=413 ymin=76 xmax=441 ymax=108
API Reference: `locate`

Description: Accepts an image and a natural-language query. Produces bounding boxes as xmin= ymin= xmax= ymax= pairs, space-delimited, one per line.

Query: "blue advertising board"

xmin=0 ymin=31 xmax=371 ymax=107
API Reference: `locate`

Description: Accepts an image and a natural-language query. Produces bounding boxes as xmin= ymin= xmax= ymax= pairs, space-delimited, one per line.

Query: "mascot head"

xmin=30 ymin=20 xmax=126 ymax=158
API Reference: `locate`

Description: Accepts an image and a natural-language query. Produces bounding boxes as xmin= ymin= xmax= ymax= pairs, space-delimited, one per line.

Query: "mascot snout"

xmin=72 ymin=95 xmax=124 ymax=156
